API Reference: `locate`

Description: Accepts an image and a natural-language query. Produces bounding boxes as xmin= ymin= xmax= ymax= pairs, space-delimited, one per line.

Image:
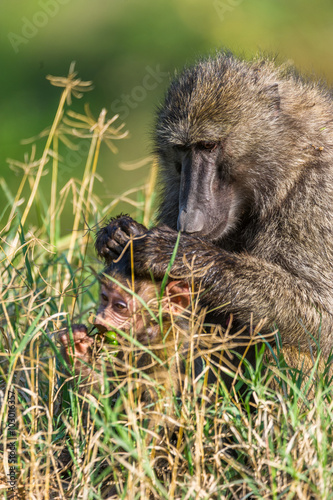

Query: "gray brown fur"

xmin=96 ymin=52 xmax=333 ymax=363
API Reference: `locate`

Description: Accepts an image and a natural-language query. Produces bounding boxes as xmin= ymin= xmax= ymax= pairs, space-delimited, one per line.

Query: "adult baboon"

xmin=96 ymin=53 xmax=333 ymax=361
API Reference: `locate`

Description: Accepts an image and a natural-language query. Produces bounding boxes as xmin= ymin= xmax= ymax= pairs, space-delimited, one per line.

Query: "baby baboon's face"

xmin=94 ymin=280 xmax=135 ymax=333
xmin=94 ymin=275 xmax=190 ymax=345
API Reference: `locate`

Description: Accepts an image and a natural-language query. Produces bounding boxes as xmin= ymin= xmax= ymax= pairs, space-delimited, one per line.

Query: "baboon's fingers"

xmin=95 ymin=225 xmax=119 ymax=260
xmin=108 ymin=216 xmax=147 ymax=240
xmin=99 ymin=244 xmax=121 ymax=262
xmin=72 ymin=324 xmax=88 ymax=335
xmin=113 ymin=227 xmax=131 ymax=246
xmin=58 ymin=331 xmax=69 ymax=347
xmin=100 ymin=230 xmax=127 ymax=259
xmin=58 ymin=324 xmax=88 ymax=346
xmin=121 ymin=217 xmax=147 ymax=236
xmin=73 ymin=335 xmax=94 ymax=356
xmin=95 ymin=215 xmax=147 ymax=262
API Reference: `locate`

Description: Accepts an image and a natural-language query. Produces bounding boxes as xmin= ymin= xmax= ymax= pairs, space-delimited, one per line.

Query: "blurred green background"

xmin=1 ymin=0 xmax=333 ymax=212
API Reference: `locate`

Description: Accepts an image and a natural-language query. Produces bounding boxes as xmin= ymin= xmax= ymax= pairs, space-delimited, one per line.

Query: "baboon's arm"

xmin=124 ymin=225 xmax=332 ymax=348
xmin=95 ymin=217 xmax=333 ymax=351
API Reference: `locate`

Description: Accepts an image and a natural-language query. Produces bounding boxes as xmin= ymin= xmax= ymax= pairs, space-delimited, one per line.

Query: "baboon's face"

xmin=94 ymin=276 xmax=190 ymax=345
xmin=157 ymin=113 xmax=280 ymax=240
xmin=155 ymin=57 xmax=286 ymax=240
xmin=171 ymin=141 xmax=241 ymax=240
xmin=94 ymin=281 xmax=143 ymax=335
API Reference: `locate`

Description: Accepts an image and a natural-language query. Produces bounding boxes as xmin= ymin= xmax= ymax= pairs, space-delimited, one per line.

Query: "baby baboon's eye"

xmin=101 ymin=292 xmax=108 ymax=303
xmin=114 ymin=300 xmax=127 ymax=312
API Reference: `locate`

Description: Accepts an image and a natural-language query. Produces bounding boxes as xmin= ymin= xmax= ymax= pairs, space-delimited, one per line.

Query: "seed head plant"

xmin=0 ymin=64 xmax=333 ymax=500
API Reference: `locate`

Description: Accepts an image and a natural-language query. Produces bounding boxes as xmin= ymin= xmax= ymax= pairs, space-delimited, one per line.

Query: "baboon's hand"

xmin=58 ymin=324 xmax=93 ymax=365
xmin=130 ymin=226 xmax=210 ymax=279
xmin=95 ymin=215 xmax=147 ymax=264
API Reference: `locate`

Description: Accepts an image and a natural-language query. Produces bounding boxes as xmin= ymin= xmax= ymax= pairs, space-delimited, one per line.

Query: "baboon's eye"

xmin=114 ymin=300 xmax=127 ymax=312
xmin=173 ymin=144 xmax=188 ymax=152
xmin=198 ymin=141 xmax=218 ymax=152
xmin=101 ymin=292 xmax=108 ymax=303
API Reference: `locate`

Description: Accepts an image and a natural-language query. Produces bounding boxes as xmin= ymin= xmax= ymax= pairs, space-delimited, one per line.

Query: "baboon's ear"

xmin=259 ymin=83 xmax=280 ymax=111
xmin=165 ymin=281 xmax=190 ymax=313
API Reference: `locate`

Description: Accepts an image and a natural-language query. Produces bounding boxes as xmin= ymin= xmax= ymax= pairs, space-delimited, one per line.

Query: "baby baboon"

xmin=97 ymin=264 xmax=193 ymax=413
xmin=59 ymin=247 xmax=199 ymax=432
xmin=96 ymin=53 xmax=333 ymax=364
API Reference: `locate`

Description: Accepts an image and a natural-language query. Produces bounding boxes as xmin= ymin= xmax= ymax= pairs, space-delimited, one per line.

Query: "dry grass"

xmin=1 ymin=65 xmax=333 ymax=500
